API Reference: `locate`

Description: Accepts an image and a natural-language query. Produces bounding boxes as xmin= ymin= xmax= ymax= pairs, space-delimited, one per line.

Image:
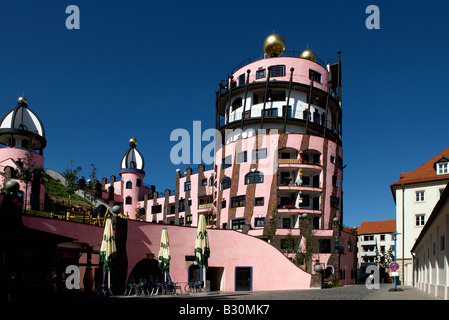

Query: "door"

xmin=235 ymin=267 xmax=252 ymax=291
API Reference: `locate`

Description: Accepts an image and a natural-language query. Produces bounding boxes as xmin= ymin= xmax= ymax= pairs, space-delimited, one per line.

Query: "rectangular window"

xmin=222 ymin=155 xmax=232 ymax=169
xmin=255 ymin=197 xmax=264 ymax=206
xmin=380 ymin=235 xmax=385 ymax=241
xmin=263 ymin=108 xmax=278 ymax=118
xmin=178 ymin=199 xmax=185 ymax=212
xmin=125 ymin=197 xmax=132 ymax=205
xmin=151 ymin=205 xmax=162 ymax=214
xmin=282 ymin=218 xmax=291 ymax=229
xmin=201 ymin=178 xmax=207 ymax=186
xmin=254 ymin=217 xmax=265 ymax=227
xmin=184 ymin=181 xmax=191 ymax=191
xmin=437 ymin=162 xmax=448 ymax=175
xmin=252 ymin=148 xmax=267 ymax=160
xmin=416 ymin=191 xmax=425 ymax=202
xmin=441 ymin=235 xmax=445 ymax=251
xmin=415 ymin=214 xmax=425 ymax=226
xmin=238 ymin=73 xmax=246 ymax=86
xmin=255 ymin=69 xmax=266 ymax=79
xmin=231 ymin=218 xmax=246 ymax=230
xmin=237 ymin=151 xmax=247 ymax=163
xmin=309 ymin=69 xmax=322 ymax=83
xmin=186 ymin=215 xmax=192 ymax=224
xmin=231 ymin=195 xmax=246 ymax=208
xmin=221 ymin=200 xmax=226 ymax=209
xmin=270 ymin=65 xmax=285 ymax=77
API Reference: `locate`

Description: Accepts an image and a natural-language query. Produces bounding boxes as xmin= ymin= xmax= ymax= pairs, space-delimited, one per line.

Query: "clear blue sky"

xmin=1 ymin=1 xmax=448 ymax=228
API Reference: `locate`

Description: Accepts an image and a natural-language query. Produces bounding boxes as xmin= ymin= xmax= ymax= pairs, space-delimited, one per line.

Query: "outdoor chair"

xmin=151 ymin=282 xmax=163 ymax=295
xmin=124 ymin=283 xmax=137 ymax=296
xmin=138 ymin=279 xmax=150 ymax=296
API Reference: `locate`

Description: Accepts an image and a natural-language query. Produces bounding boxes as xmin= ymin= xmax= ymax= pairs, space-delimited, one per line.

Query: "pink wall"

xmin=126 ymin=220 xmax=312 ymax=291
xmin=232 ymin=56 xmax=329 ymax=93
xmin=23 ymin=216 xmax=313 ymax=291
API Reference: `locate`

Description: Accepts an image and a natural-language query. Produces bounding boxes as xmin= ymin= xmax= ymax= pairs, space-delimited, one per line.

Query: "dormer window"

xmin=437 ymin=162 xmax=448 ymax=175
xmin=435 ymin=157 xmax=449 ymax=175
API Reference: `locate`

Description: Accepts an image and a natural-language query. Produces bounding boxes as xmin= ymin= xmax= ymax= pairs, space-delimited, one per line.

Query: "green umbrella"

xmin=158 ymin=228 xmax=171 ymax=281
xmin=194 ymin=214 xmax=210 ymax=291
xmin=99 ymin=212 xmax=116 ymax=295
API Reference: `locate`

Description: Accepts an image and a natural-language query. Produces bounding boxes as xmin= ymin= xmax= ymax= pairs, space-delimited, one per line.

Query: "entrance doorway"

xmin=235 ymin=267 xmax=252 ymax=291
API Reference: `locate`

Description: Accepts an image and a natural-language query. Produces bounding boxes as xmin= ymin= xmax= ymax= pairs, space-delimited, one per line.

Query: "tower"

xmin=0 ymin=97 xmax=47 ymax=210
xmin=119 ymin=138 xmax=145 ymax=219
xmin=213 ymin=35 xmax=343 ymax=280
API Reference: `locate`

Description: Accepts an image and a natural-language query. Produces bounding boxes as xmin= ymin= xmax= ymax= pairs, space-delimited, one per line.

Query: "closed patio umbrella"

xmin=157 ymin=228 xmax=170 ymax=282
xmin=194 ymin=214 xmax=210 ymax=292
xmin=99 ymin=212 xmax=116 ymax=295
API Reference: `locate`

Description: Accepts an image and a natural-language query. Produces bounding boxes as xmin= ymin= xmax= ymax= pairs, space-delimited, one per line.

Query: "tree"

xmin=63 ymin=159 xmax=82 ymax=209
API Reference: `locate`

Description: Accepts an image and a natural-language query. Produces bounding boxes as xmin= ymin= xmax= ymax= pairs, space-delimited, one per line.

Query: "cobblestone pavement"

xmin=185 ymin=283 xmax=440 ymax=300
xmin=118 ymin=283 xmax=440 ymax=300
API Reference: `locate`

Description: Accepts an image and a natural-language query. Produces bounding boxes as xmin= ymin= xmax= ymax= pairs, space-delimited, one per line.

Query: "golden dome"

xmin=300 ymin=49 xmax=317 ymax=62
xmin=129 ymin=138 xmax=137 ymax=146
xmin=18 ymin=97 xmax=28 ymax=104
xmin=263 ymin=34 xmax=285 ymax=57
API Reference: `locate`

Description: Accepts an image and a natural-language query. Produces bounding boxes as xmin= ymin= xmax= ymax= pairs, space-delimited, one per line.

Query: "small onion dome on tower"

xmin=263 ymin=34 xmax=285 ymax=57
xmin=0 ymin=97 xmax=46 ymax=152
xmin=299 ymin=49 xmax=317 ymax=62
xmin=120 ymin=138 xmax=144 ymax=172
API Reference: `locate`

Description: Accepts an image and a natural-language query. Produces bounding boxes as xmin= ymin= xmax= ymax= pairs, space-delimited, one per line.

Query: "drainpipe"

xmin=283 ymin=67 xmax=294 ymax=133
xmin=305 ymin=79 xmax=314 ymax=135
xmin=260 ymin=67 xmax=271 ymax=129
xmin=402 ymin=184 xmax=405 ymax=286
xmin=240 ymin=69 xmax=251 ymax=130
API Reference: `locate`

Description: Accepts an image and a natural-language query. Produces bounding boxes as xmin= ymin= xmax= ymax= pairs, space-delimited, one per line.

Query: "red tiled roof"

xmin=357 ymin=220 xmax=396 ymax=235
xmin=391 ymin=146 xmax=449 ymax=187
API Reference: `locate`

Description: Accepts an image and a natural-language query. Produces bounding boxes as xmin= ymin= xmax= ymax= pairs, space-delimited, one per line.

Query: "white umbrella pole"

xmin=203 ymin=266 xmax=206 ymax=293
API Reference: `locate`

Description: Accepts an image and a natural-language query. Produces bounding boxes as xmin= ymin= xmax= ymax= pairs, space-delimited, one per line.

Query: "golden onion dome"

xmin=300 ymin=49 xmax=317 ymax=62
xmin=129 ymin=138 xmax=137 ymax=147
xmin=18 ymin=96 xmax=28 ymax=104
xmin=263 ymin=34 xmax=285 ymax=57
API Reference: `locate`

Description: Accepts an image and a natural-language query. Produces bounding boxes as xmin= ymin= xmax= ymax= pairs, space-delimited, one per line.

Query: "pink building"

xmin=0 ymin=97 xmax=46 ymax=211
xmin=1 ymin=35 xmax=355 ymax=293
xmin=98 ymin=35 xmax=352 ymax=286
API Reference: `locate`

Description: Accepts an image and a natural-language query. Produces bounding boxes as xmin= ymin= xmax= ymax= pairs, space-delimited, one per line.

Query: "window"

xmin=186 ymin=215 xmax=192 ymax=224
xmin=252 ymin=148 xmax=267 ymax=159
xmin=222 ymin=155 xmax=232 ymax=169
xmin=415 ymin=214 xmax=425 ymax=226
xmin=125 ymin=197 xmax=132 ymax=205
xmin=184 ymin=181 xmax=191 ymax=191
xmin=364 ymin=235 xmax=374 ymax=241
xmin=179 ymin=199 xmax=185 ymax=212
xmin=309 ymin=69 xmax=322 ymax=83
xmin=209 ymin=173 xmax=214 ymax=187
xmin=254 ymin=217 xmax=265 ymax=227
xmin=220 ymin=177 xmax=231 ymax=191
xmin=441 ymin=235 xmax=445 ymax=251
xmin=256 ymin=69 xmax=266 ymax=79
xmin=415 ymin=191 xmax=425 ymax=202
xmin=136 ymin=179 xmax=142 ymax=187
xmin=245 ymin=171 xmax=264 ymax=185
xmin=330 ymin=195 xmax=340 ymax=209
xmin=263 ymin=108 xmax=278 ymax=118
xmin=126 ymin=181 xmax=132 ymax=189
xmin=255 ymin=197 xmax=264 ymax=206
xmin=238 ymin=73 xmax=246 ymax=86
xmin=282 ymin=218 xmax=291 ymax=229
xmin=380 ymin=235 xmax=385 ymax=241
xmin=332 ymin=174 xmax=338 ymax=187
xmin=270 ymin=65 xmax=285 ymax=77
xmin=151 ymin=205 xmax=162 ymax=214
xmin=437 ymin=162 xmax=448 ymax=175
xmin=231 ymin=195 xmax=246 ymax=208
xmin=201 ymin=178 xmax=207 ymax=186
xmin=221 ymin=200 xmax=226 ymax=209
xmin=231 ymin=218 xmax=246 ymax=230
xmin=237 ymin=151 xmax=247 ymax=163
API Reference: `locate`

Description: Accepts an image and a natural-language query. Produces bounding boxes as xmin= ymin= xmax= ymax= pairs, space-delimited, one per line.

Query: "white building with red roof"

xmin=391 ymin=146 xmax=449 ymax=286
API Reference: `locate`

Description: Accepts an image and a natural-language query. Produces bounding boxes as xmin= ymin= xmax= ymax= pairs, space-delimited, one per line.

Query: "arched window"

xmin=220 ymin=177 xmax=231 ymax=191
xmin=126 ymin=181 xmax=132 ymax=189
xmin=245 ymin=171 xmax=264 ymax=185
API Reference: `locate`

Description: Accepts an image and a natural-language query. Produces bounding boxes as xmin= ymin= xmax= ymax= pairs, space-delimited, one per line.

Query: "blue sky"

xmin=1 ymin=1 xmax=448 ymax=228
